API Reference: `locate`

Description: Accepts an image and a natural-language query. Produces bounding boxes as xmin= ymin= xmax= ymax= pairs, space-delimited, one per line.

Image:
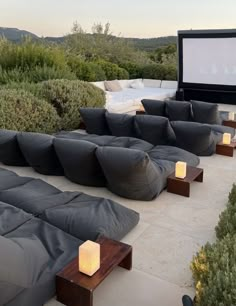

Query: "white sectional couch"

xmin=91 ymin=79 xmax=178 ymax=114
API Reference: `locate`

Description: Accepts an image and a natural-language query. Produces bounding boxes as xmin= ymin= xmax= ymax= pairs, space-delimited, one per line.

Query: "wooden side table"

xmin=167 ymin=166 xmax=204 ymax=197
xmin=222 ymin=120 xmax=236 ymax=129
xmin=56 ymin=237 xmax=132 ymax=306
xmin=216 ymin=142 xmax=236 ymax=157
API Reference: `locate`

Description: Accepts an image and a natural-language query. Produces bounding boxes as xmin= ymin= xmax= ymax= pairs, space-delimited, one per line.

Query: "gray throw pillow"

xmin=141 ymin=99 xmax=166 ymax=116
xmin=79 ymin=108 xmax=110 ymax=135
xmin=191 ymin=100 xmax=220 ymax=124
xmin=105 ymin=112 xmax=135 ymax=137
xmin=166 ymin=100 xmax=192 ymax=121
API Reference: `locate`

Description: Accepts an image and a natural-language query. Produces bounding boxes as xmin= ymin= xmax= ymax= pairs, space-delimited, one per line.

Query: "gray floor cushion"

xmin=106 ymin=112 xmax=135 ymax=137
xmin=141 ymin=99 xmax=166 ymax=116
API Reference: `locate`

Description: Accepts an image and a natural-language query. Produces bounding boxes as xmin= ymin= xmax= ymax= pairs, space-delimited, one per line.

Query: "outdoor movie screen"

xmin=182 ymin=37 xmax=236 ymax=86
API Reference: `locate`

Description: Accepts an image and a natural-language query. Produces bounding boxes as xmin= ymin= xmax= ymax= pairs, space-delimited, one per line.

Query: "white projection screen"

xmin=182 ymin=37 xmax=236 ymax=86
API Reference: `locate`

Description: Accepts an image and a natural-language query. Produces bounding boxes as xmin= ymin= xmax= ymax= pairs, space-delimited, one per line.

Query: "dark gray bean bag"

xmin=42 ymin=192 xmax=139 ymax=241
xmin=17 ymin=132 xmax=64 ymax=175
xmin=135 ymin=115 xmax=176 ymax=146
xmin=190 ymin=100 xmax=221 ymax=124
xmin=141 ymin=99 xmax=166 ymax=116
xmin=105 ymin=112 xmax=135 ymax=137
xmin=3 ymin=218 xmax=81 ymax=306
xmin=0 ymin=129 xmax=28 ymax=166
xmin=96 ymin=146 xmax=172 ymax=200
xmin=148 ymin=145 xmax=200 ymax=166
xmin=79 ymin=107 xmax=110 ymax=135
xmin=54 ymin=138 xmax=106 ymax=187
xmin=166 ymin=100 xmax=192 ymax=121
xmin=171 ymin=121 xmax=219 ymax=156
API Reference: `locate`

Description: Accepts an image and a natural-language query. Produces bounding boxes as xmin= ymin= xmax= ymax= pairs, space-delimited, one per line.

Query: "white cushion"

xmin=143 ymin=79 xmax=161 ymax=88
xmin=91 ymin=81 xmax=105 ymax=91
xmin=104 ymin=80 xmax=122 ymax=92
xmin=118 ymin=80 xmax=131 ymax=89
xmin=130 ymin=80 xmax=144 ymax=89
xmin=161 ymin=80 xmax=178 ymax=89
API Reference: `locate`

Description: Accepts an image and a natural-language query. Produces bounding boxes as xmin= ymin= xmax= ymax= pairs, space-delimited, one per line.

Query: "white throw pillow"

xmin=130 ymin=80 xmax=144 ymax=89
xmin=104 ymin=80 xmax=123 ymax=92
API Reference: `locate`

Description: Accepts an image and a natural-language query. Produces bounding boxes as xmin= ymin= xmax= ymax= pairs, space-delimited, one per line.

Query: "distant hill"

xmin=0 ymin=27 xmax=177 ymax=51
xmin=0 ymin=27 xmax=38 ymax=41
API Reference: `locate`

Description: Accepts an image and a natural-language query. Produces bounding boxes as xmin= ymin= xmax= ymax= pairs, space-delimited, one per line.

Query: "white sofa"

xmin=91 ymin=79 xmax=178 ymax=114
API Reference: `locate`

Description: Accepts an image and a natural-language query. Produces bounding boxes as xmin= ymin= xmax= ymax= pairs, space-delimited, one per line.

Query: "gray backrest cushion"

xmin=0 ymin=129 xmax=28 ymax=166
xmin=171 ymin=121 xmax=217 ymax=156
xmin=141 ymin=99 xmax=166 ymax=116
xmin=135 ymin=115 xmax=176 ymax=145
xmin=166 ymin=100 xmax=192 ymax=121
xmin=205 ymin=124 xmax=236 ymax=138
xmin=17 ymin=132 xmax=64 ymax=176
xmin=54 ymin=138 xmax=106 ymax=187
xmin=96 ymin=146 xmax=161 ymax=200
xmin=42 ymin=192 xmax=140 ymax=241
xmin=0 ymin=235 xmax=49 ymax=305
xmin=191 ymin=100 xmax=220 ymax=124
xmin=105 ymin=112 xmax=135 ymax=137
xmin=79 ymin=108 xmax=110 ymax=135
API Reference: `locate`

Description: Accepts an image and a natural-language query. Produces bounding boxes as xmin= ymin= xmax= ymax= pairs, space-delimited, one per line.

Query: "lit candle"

xmin=228 ymin=112 xmax=235 ymax=121
xmin=78 ymin=240 xmax=100 ymax=276
xmin=175 ymin=161 xmax=187 ymax=179
xmin=222 ymin=133 xmax=231 ymax=145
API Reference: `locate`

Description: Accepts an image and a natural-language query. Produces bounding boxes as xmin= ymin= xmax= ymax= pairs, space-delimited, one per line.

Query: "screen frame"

xmin=178 ymin=29 xmax=236 ymax=91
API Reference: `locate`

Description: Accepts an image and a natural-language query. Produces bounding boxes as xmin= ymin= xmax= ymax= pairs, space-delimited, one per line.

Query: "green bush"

xmin=95 ymin=60 xmax=129 ymax=80
xmin=141 ymin=63 xmax=177 ymax=80
xmin=119 ymin=62 xmax=143 ymax=79
xmin=216 ymin=184 xmax=236 ymax=239
xmin=191 ymin=235 xmax=236 ymax=306
xmin=67 ymin=57 xmax=106 ymax=81
xmin=0 ymin=89 xmax=60 ymax=133
xmin=191 ymin=184 xmax=236 ymax=305
xmin=39 ymin=79 xmax=105 ymax=130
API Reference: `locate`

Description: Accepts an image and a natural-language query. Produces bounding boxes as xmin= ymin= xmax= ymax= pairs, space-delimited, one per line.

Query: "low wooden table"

xmin=222 ymin=120 xmax=236 ymax=129
xmin=56 ymin=237 xmax=132 ymax=306
xmin=216 ymin=142 xmax=236 ymax=157
xmin=167 ymin=166 xmax=204 ymax=197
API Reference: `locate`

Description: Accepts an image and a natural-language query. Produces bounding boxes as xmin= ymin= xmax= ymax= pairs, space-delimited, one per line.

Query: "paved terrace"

xmin=2 ymin=103 xmax=236 ymax=306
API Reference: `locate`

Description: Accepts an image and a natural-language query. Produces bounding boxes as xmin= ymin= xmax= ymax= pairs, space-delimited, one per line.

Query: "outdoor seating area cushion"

xmin=190 ymin=100 xmax=221 ymax=124
xmin=134 ymin=115 xmax=176 ymax=146
xmin=105 ymin=112 xmax=135 ymax=137
xmin=0 ymin=129 xmax=28 ymax=166
xmin=79 ymin=107 xmax=110 ymax=135
xmin=165 ymin=100 xmax=192 ymax=121
xmin=96 ymin=146 xmax=173 ymax=201
xmin=141 ymin=99 xmax=166 ymax=116
xmin=17 ymin=132 xmax=64 ymax=175
xmin=54 ymin=138 xmax=106 ymax=187
xmin=171 ymin=121 xmax=219 ymax=156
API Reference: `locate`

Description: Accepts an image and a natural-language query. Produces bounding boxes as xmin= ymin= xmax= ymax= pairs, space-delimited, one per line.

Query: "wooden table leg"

xmin=119 ymin=249 xmax=132 ymax=270
xmin=194 ymin=170 xmax=204 ymax=182
xmin=167 ymin=178 xmax=190 ymax=197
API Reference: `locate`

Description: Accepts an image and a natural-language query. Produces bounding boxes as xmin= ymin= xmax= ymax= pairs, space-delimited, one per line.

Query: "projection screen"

xmin=182 ymin=37 xmax=236 ymax=86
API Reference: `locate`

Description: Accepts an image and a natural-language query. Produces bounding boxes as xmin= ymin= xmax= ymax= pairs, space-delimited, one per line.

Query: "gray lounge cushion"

xmin=148 ymin=145 xmax=200 ymax=167
xmin=17 ymin=132 xmax=64 ymax=175
xmin=166 ymin=100 xmax=192 ymax=121
xmin=171 ymin=121 xmax=219 ymax=156
xmin=42 ymin=193 xmax=140 ymax=241
xmin=79 ymin=108 xmax=110 ymax=135
xmin=0 ymin=129 xmax=28 ymax=166
xmin=96 ymin=146 xmax=166 ymax=200
xmin=4 ymin=218 xmax=81 ymax=306
xmin=141 ymin=99 xmax=166 ymax=116
xmin=135 ymin=115 xmax=176 ymax=146
xmin=191 ymin=100 xmax=220 ymax=124
xmin=54 ymin=138 xmax=106 ymax=187
xmin=204 ymin=124 xmax=236 ymax=138
xmin=105 ymin=112 xmax=135 ymax=137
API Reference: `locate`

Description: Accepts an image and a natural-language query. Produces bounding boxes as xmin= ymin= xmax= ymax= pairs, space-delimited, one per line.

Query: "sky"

xmin=0 ymin=0 xmax=236 ymax=38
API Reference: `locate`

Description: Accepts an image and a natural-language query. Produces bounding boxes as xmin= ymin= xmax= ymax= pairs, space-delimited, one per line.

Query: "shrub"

xmin=216 ymin=184 xmax=236 ymax=239
xmin=142 ymin=63 xmax=177 ymax=80
xmin=191 ymin=234 xmax=236 ymax=306
xmin=95 ymin=60 xmax=129 ymax=80
xmin=67 ymin=57 xmax=106 ymax=81
xmin=0 ymin=89 xmax=60 ymax=133
xmin=119 ymin=62 xmax=143 ymax=79
xmin=39 ymin=79 xmax=105 ymax=130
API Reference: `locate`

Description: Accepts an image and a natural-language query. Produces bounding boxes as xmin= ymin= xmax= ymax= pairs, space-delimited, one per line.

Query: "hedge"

xmin=0 ymin=89 xmax=60 ymax=133
xmin=142 ymin=63 xmax=177 ymax=80
xmin=39 ymin=79 xmax=105 ymax=130
xmin=191 ymin=184 xmax=236 ymax=306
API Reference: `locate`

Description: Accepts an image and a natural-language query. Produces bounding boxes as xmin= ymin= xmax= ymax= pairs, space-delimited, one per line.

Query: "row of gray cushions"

xmin=141 ymin=99 xmax=221 ymax=124
xmin=79 ymin=108 xmax=176 ymax=146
